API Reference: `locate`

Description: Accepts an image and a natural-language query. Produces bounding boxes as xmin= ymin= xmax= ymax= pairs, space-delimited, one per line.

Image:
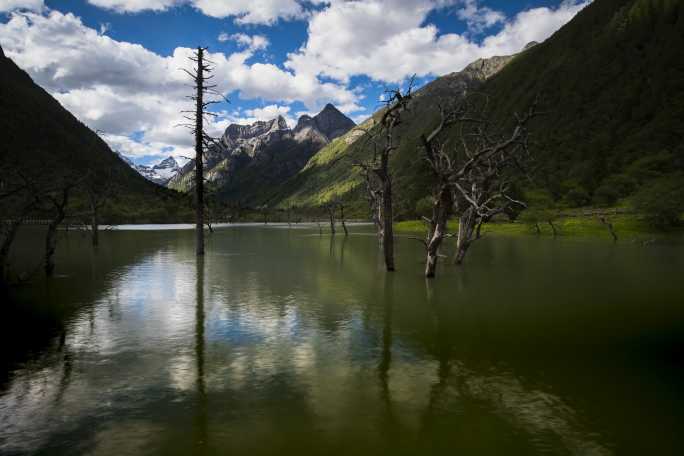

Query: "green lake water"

xmin=1 ymin=225 xmax=683 ymax=455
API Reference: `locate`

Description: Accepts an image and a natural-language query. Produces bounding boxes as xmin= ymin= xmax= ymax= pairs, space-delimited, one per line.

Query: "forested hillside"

xmin=268 ymin=0 xmax=684 ymax=220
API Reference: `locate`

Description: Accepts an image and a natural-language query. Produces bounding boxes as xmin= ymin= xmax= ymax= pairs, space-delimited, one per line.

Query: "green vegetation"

xmin=262 ymin=0 xmax=684 ymax=230
xmin=396 ymin=211 xmax=684 ymax=240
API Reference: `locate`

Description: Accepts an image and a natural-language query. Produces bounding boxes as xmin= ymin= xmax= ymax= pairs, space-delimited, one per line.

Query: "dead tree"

xmin=44 ymin=184 xmax=75 ymax=276
xmin=415 ymin=104 xmax=464 ymax=278
xmin=339 ymin=203 xmax=349 ymax=236
xmin=325 ymin=203 xmax=336 ymax=235
xmin=179 ymin=47 xmax=227 ymax=256
xmin=599 ymin=216 xmax=618 ymax=242
xmin=449 ymin=98 xmax=539 ymax=265
xmin=0 ymin=171 xmax=37 ymax=280
xmin=413 ymin=96 xmax=539 ymax=271
xmin=83 ymin=170 xmax=116 ymax=247
xmin=356 ymin=78 xmax=414 ymax=271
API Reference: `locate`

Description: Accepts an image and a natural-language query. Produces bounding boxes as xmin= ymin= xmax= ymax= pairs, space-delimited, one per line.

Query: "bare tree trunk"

xmin=194 ymin=48 xmax=206 ymax=256
xmin=375 ymin=203 xmax=384 ymax=242
xmin=45 ymin=220 xmax=59 ymax=276
xmin=339 ymin=205 xmax=349 ymax=236
xmin=454 ymin=208 xmax=477 ymax=266
xmin=599 ymin=216 xmax=617 ymax=242
xmin=1 ymin=219 xmax=23 ymax=280
xmin=382 ymin=179 xmax=395 ymax=272
xmin=45 ymin=189 xmax=69 ymax=276
xmin=328 ymin=208 xmax=336 ymax=235
xmin=425 ymin=189 xmax=451 ymax=278
xmin=547 ymin=220 xmax=558 ymax=237
xmin=476 ymin=218 xmax=484 ymax=239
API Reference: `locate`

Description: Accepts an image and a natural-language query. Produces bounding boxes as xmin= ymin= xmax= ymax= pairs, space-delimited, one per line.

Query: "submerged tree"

xmin=338 ymin=203 xmax=349 ymax=236
xmin=357 ymin=79 xmax=414 ymax=271
xmin=0 ymin=164 xmax=41 ymax=281
xmin=83 ymin=169 xmax=116 ymax=247
xmin=44 ymin=180 xmax=79 ymax=276
xmin=414 ymin=96 xmax=539 ymax=276
xmin=325 ymin=202 xmax=336 ymax=235
xmin=179 ymin=47 xmax=227 ymax=256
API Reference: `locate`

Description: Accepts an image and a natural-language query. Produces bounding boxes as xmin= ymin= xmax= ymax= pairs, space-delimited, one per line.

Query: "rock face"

xmin=168 ymin=104 xmax=355 ymax=197
xmin=298 ymin=103 xmax=356 ymax=141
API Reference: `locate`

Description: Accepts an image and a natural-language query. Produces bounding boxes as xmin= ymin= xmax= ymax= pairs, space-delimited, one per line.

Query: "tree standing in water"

xmin=180 ymin=47 xmax=227 ymax=256
xmin=415 ymin=96 xmax=539 ymax=276
xmin=357 ymin=79 xmax=414 ymax=272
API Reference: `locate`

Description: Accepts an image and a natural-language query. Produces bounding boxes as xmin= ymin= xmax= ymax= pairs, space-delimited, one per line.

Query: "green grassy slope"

xmin=0 ymin=46 xmax=189 ymax=222
xmin=268 ymin=0 xmax=684 ymax=219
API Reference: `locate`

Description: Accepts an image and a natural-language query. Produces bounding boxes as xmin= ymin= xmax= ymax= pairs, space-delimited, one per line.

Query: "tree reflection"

xmin=194 ymin=256 xmax=207 ymax=454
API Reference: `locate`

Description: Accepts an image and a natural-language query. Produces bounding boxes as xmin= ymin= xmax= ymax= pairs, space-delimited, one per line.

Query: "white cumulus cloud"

xmin=0 ymin=0 xmax=43 ymax=12
xmin=286 ymin=0 xmax=590 ymax=83
xmin=0 ymin=10 xmax=360 ymax=160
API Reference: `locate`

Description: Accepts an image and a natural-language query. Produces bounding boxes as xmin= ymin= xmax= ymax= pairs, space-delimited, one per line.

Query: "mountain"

xmin=259 ymin=46 xmax=526 ymax=212
xmin=265 ymin=0 xmax=684 ymax=217
xmin=122 ymin=155 xmax=182 ymax=186
xmin=294 ymin=104 xmax=357 ymax=142
xmin=0 ymin=45 xmax=187 ymax=223
xmin=168 ymin=104 xmax=356 ymax=204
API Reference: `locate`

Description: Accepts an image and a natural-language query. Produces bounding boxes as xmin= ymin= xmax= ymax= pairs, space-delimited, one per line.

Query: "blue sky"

xmin=0 ymin=0 xmax=590 ymax=165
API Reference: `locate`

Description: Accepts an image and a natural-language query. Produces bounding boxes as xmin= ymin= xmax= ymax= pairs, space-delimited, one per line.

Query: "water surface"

xmin=1 ymin=225 xmax=683 ymax=455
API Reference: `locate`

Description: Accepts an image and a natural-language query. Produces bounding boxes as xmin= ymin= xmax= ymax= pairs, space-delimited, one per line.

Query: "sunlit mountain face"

xmin=0 ymin=0 xmax=590 ymax=166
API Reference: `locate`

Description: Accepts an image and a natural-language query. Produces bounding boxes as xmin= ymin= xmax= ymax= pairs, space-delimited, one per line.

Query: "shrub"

xmin=563 ymin=186 xmax=591 ymax=208
xmin=632 ymin=175 xmax=684 ymax=229
xmin=593 ymin=174 xmax=637 ymax=206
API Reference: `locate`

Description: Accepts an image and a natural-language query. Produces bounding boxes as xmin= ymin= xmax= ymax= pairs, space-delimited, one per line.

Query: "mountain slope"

xmin=0 ymin=45 xmax=186 ymax=222
xmin=270 ymin=0 xmax=684 ymax=216
xmin=478 ymin=0 xmax=684 ymax=205
xmin=266 ymin=48 xmax=522 ymax=213
xmin=169 ymin=104 xmax=356 ymax=205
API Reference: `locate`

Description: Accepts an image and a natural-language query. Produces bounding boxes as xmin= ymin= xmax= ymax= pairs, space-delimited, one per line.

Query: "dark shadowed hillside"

xmin=0 ymin=45 xmax=189 ymax=222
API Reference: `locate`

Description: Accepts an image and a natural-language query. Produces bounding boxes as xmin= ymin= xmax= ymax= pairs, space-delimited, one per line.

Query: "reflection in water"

xmin=1 ymin=226 xmax=683 ymax=455
xmin=194 ymin=257 xmax=207 ymax=453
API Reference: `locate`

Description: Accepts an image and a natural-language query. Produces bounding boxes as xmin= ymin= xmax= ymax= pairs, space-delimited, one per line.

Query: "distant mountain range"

xmin=120 ymin=103 xmax=356 ymax=204
xmin=119 ymin=154 xmax=185 ymax=186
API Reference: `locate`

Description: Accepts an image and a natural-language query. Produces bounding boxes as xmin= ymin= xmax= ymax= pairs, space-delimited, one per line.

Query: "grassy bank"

xmin=395 ymin=214 xmax=684 ymax=241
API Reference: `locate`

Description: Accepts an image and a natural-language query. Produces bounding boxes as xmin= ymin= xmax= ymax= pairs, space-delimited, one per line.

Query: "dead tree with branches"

xmin=83 ymin=170 xmax=116 ymax=248
xmin=356 ymin=79 xmax=414 ymax=272
xmin=449 ymin=97 xmax=539 ymax=265
xmin=412 ymin=96 xmax=539 ymax=274
xmin=178 ymin=47 xmax=227 ymax=255
xmin=0 ymin=167 xmax=42 ymax=281
xmin=44 ymin=181 xmax=80 ymax=276
xmin=414 ymin=104 xmax=465 ymax=278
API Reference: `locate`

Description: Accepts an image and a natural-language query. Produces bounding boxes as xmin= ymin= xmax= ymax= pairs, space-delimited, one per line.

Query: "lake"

xmin=1 ymin=225 xmax=683 ymax=455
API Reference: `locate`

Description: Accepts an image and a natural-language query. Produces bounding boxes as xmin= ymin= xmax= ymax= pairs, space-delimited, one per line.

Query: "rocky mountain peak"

xmin=154 ymin=156 xmax=179 ymax=170
xmin=293 ymin=104 xmax=355 ymax=143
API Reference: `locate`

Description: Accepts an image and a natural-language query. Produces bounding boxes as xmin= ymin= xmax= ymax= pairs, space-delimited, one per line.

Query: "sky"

xmin=0 ymin=0 xmax=590 ymax=166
